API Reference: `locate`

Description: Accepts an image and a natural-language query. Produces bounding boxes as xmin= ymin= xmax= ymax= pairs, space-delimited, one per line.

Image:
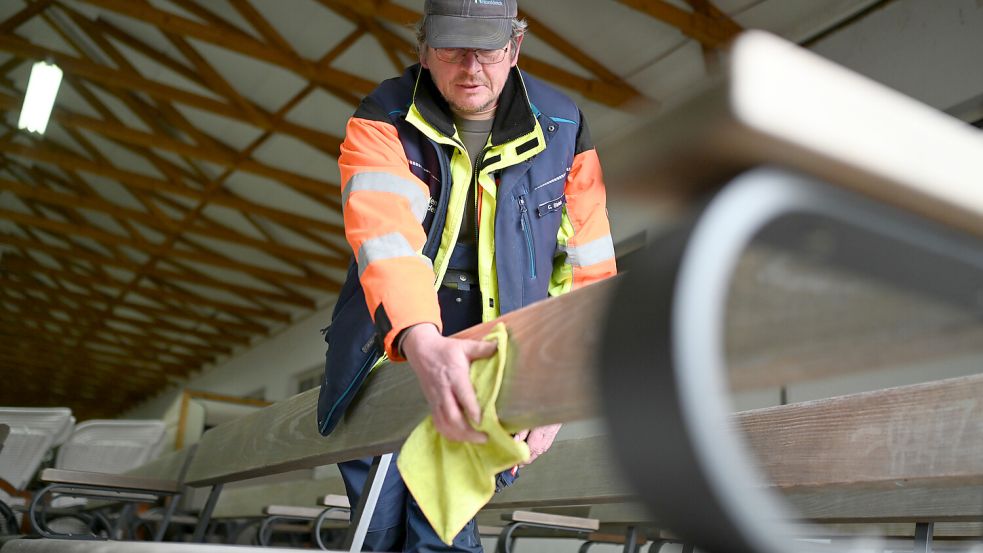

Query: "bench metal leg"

xmin=495 ymin=522 xmax=520 ymax=553
xmin=343 ymin=453 xmax=392 ymax=553
xmin=191 ymin=483 xmax=222 ymax=543
xmin=152 ymin=491 xmax=180 ymax=541
xmin=313 ymin=507 xmax=347 ymax=551
xmin=914 ymin=522 xmax=933 ymax=553
xmin=623 ymin=525 xmax=638 ymax=553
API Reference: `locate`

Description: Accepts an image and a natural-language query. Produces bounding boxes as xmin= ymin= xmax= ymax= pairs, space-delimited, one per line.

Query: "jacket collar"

xmin=409 ymin=64 xmax=537 ymax=147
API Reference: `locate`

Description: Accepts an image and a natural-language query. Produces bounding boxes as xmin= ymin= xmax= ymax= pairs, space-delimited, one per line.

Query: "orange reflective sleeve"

xmin=339 ymin=110 xmax=441 ymax=360
xmin=563 ymin=113 xmax=617 ymax=289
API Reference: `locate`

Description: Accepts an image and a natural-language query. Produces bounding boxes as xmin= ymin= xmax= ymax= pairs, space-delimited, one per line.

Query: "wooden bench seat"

xmin=39 ymin=470 xmax=180 ymax=495
xmin=503 ymin=510 xmax=599 ymax=532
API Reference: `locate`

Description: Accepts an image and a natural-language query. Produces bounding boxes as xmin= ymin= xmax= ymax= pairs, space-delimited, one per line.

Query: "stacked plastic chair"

xmin=0 ymin=407 xmax=75 ymax=535
xmin=28 ymin=419 xmax=167 ymax=539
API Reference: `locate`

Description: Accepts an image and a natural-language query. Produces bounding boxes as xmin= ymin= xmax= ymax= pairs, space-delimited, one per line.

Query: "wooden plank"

xmin=503 ymin=510 xmax=599 ymax=531
xmin=321 ymin=494 xmax=349 ymax=508
xmin=741 ymin=372 xmax=983 ymax=491
xmin=792 ymin=521 xmax=983 ymax=539
xmin=40 ymin=469 xmax=180 ymax=494
xmin=490 ymin=437 xmax=630 ymax=508
xmin=184 ymin=277 xmax=616 ymax=486
xmin=785 ymin=484 xmax=983 ymax=524
xmin=184 ymin=262 xmax=983 ymax=488
xmin=264 ymin=505 xmax=328 ymax=519
xmin=603 ymin=31 xmax=983 ymax=242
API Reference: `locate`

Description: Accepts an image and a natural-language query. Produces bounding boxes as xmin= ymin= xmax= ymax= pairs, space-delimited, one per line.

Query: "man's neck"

xmin=452 ymin=105 xmax=497 ymax=121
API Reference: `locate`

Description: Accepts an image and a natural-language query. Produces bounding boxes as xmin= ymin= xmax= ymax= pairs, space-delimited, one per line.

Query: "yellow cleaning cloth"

xmin=397 ymin=322 xmax=530 ymax=545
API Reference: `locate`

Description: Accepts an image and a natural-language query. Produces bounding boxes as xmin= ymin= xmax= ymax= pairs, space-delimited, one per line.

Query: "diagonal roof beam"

xmin=0 ymin=140 xmax=344 ymax=235
xmin=0 ymin=92 xmax=341 ymax=200
xmin=0 ymin=0 xmax=54 ymax=34
xmin=616 ymin=0 xmax=741 ymax=48
xmin=0 ymin=233 xmax=314 ymax=308
xmin=0 ymin=177 xmax=345 ymax=269
xmin=0 ymin=35 xmax=343 ymax=157
xmin=0 ymin=207 xmax=341 ymax=290
xmin=79 ymin=0 xmax=378 ymax=96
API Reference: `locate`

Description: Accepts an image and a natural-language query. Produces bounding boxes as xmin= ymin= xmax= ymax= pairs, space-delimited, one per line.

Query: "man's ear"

xmin=510 ymin=35 xmax=524 ymax=68
xmin=420 ymin=46 xmax=430 ymax=69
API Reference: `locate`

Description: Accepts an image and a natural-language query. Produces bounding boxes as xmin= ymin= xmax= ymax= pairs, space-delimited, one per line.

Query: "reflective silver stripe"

xmin=357 ymin=232 xmax=432 ymax=277
xmin=563 ymin=234 xmax=616 ymax=267
xmin=343 ymin=172 xmax=430 ymax=222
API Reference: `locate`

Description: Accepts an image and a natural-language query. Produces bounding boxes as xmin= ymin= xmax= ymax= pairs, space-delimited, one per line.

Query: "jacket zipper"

xmin=473 ymin=149 xmax=487 ymax=245
xmin=318 ymin=342 xmax=378 ymax=435
xmin=422 ymin=143 xmax=452 ymax=261
xmin=518 ymin=195 xmax=536 ymax=279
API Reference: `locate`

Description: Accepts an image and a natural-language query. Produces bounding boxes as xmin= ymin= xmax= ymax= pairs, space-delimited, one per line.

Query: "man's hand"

xmin=401 ymin=323 xmax=497 ymax=443
xmin=513 ymin=423 xmax=562 ymax=466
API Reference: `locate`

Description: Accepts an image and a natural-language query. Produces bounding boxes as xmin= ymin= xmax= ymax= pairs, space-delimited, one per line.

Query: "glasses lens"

xmin=475 ymin=48 xmax=507 ymax=64
xmin=435 ymin=48 xmax=465 ymax=63
xmin=434 ymin=47 xmax=507 ymax=64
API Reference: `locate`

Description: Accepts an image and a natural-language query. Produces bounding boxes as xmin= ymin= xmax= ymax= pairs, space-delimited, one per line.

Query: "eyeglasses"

xmin=433 ymin=45 xmax=509 ymax=65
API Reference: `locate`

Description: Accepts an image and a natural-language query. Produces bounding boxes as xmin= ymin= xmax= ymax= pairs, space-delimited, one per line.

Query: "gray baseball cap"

xmin=424 ymin=0 xmax=518 ymax=50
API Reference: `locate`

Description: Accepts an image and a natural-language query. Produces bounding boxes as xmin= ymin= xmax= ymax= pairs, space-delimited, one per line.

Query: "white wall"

xmin=123 ymin=304 xmax=334 ymax=421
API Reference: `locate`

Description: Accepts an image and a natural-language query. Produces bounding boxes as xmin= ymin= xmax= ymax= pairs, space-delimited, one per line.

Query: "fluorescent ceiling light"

xmin=18 ymin=60 xmax=63 ymax=135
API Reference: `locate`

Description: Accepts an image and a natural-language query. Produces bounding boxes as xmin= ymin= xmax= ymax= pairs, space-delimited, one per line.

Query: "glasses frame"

xmin=432 ymin=44 xmax=510 ymax=65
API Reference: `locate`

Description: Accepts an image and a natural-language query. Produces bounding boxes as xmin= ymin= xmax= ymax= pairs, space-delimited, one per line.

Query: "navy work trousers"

xmin=339 ymin=246 xmax=494 ymax=552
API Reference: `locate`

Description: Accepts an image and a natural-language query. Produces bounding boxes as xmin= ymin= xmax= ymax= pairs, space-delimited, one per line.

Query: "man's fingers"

xmin=436 ymin=389 xmax=486 ymax=443
xmin=466 ymin=339 xmax=497 ymax=360
xmin=450 ymin=372 xmax=483 ymax=427
xmin=514 ymin=429 xmax=530 ymax=442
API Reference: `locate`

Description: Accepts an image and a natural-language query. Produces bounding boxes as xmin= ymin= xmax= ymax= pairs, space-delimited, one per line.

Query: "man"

xmin=317 ymin=0 xmax=617 ymax=550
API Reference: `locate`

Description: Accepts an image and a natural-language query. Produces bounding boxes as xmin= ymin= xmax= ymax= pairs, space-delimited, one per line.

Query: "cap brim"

xmin=425 ymin=15 xmax=511 ymax=50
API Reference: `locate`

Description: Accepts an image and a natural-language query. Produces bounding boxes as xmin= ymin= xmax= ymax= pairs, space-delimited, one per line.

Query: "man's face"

xmin=421 ymin=36 xmax=522 ymax=119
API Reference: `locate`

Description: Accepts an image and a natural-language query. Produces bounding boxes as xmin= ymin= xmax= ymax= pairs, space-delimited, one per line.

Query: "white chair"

xmin=0 ymin=407 xmax=74 ymax=533
xmin=29 ymin=419 xmax=168 ymax=539
xmin=55 ymin=420 xmax=166 ymax=475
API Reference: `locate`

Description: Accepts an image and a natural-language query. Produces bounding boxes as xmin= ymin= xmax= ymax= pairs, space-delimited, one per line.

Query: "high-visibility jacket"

xmin=317 ymin=64 xmax=616 ymax=436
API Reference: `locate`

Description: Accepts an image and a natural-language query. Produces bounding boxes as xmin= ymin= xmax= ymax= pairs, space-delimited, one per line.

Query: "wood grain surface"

xmin=40 ymin=468 xmax=180 ymax=493
xmin=185 ymin=277 xmax=617 ymax=486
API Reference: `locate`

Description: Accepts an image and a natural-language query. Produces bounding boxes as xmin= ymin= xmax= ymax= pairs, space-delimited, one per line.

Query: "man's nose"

xmin=460 ymin=52 xmax=482 ymax=72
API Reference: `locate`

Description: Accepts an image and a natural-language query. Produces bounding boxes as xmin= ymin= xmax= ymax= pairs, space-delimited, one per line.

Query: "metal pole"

xmin=343 ymin=453 xmax=393 ymax=552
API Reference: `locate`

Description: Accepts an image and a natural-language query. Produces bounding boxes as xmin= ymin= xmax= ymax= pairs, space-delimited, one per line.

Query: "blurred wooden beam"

xmin=616 ymin=0 xmax=741 ymax=48
xmin=0 ymin=0 xmax=54 ymax=34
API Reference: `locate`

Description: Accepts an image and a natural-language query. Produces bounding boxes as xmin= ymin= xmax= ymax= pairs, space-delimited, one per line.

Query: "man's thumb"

xmin=467 ymin=339 xmax=497 ymax=359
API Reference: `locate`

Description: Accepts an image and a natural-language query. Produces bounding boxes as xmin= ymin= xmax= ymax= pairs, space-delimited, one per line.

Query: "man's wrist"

xmin=398 ymin=323 xmax=440 ymax=358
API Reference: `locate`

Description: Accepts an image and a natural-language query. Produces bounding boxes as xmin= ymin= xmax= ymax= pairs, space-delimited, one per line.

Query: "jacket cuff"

xmin=372 ymin=299 xmax=442 ymax=362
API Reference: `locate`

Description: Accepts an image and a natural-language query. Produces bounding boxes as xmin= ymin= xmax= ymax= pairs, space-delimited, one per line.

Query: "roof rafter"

xmin=615 ymin=0 xmax=742 ymax=48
